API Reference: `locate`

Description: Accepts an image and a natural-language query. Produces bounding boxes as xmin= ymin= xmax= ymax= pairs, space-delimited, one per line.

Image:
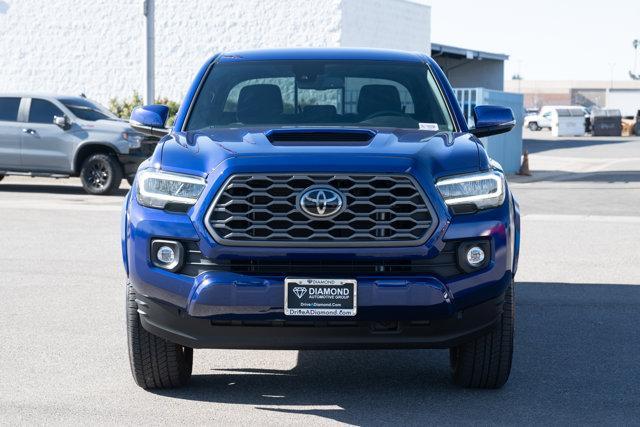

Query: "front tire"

xmin=80 ymin=153 xmax=122 ymax=195
xmin=528 ymin=122 xmax=540 ymax=131
xmin=126 ymin=283 xmax=193 ymax=389
xmin=449 ymin=280 xmax=514 ymax=389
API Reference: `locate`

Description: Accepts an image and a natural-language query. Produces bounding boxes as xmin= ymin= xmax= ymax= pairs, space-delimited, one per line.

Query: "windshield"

xmin=185 ymin=60 xmax=455 ymax=131
xmin=59 ymin=97 xmax=120 ymax=121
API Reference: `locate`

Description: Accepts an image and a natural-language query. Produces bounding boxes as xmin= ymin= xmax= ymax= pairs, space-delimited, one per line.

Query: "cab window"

xmin=28 ymin=99 xmax=64 ymax=124
xmin=0 ymin=97 xmax=21 ymax=122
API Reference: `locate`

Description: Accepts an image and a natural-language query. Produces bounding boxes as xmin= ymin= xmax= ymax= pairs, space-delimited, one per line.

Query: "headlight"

xmin=122 ymin=132 xmax=143 ymax=149
xmin=436 ymin=170 xmax=505 ymax=209
xmin=136 ymin=169 xmax=206 ymax=209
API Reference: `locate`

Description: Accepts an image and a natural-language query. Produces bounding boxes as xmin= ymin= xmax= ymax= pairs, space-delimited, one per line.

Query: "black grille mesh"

xmin=181 ymin=241 xmax=462 ymax=278
xmin=206 ymin=174 xmax=433 ymax=246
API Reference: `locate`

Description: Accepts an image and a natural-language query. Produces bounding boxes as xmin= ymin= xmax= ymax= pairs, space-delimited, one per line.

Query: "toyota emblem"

xmin=298 ymin=187 xmax=345 ymax=218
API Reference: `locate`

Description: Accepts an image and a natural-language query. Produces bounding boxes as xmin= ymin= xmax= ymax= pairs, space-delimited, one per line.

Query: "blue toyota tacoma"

xmin=122 ymin=48 xmax=520 ymax=390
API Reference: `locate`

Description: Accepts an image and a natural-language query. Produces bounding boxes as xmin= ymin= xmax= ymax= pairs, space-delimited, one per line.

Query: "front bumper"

xmin=118 ymin=142 xmax=157 ymax=178
xmin=135 ymin=287 xmax=507 ymax=349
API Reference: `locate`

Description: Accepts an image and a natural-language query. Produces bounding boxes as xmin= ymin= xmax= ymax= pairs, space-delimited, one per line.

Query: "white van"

xmin=524 ymin=106 xmax=586 ymax=136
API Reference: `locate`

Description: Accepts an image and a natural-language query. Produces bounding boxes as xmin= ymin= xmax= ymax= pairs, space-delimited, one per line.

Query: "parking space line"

xmin=0 ymin=200 xmax=121 ymax=212
xmin=523 ymin=214 xmax=640 ymax=223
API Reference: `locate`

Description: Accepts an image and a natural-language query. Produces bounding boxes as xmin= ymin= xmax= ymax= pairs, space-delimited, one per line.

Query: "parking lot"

xmin=1 ymin=133 xmax=640 ymax=425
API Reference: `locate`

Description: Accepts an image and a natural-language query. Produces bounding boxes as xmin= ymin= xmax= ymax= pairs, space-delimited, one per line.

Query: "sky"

xmin=425 ymin=0 xmax=640 ymax=82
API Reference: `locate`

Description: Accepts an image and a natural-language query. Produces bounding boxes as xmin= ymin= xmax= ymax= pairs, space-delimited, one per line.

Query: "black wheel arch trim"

xmin=72 ymin=142 xmax=123 ymax=174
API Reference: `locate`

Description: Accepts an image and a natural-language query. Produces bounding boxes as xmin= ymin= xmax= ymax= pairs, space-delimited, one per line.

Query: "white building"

xmin=0 ymin=0 xmax=431 ymax=104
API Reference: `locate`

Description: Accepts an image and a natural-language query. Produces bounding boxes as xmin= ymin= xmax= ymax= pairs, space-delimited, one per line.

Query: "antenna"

xmin=631 ymin=39 xmax=640 ymax=80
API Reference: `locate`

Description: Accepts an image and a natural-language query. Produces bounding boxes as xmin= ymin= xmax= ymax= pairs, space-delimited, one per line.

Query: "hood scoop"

xmin=265 ymin=128 xmax=376 ymax=146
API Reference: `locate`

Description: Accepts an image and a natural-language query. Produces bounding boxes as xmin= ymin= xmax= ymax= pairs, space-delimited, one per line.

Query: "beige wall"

xmin=505 ymin=80 xmax=640 ymax=94
xmin=505 ymin=80 xmax=640 ymax=109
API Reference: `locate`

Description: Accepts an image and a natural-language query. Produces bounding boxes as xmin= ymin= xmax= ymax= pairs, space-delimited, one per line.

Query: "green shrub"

xmin=108 ymin=91 xmax=143 ymax=121
xmin=108 ymin=91 xmax=180 ymax=126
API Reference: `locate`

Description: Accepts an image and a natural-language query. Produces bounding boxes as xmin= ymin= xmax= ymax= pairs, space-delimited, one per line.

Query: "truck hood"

xmin=159 ymin=128 xmax=486 ymax=179
xmin=75 ymin=118 xmax=131 ymax=133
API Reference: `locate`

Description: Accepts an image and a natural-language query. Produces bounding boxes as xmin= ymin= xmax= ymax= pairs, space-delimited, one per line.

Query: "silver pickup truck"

xmin=0 ymin=94 xmax=155 ymax=194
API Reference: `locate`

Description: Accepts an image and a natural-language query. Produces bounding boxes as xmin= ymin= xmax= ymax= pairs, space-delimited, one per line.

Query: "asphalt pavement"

xmin=1 ymin=132 xmax=639 ymax=425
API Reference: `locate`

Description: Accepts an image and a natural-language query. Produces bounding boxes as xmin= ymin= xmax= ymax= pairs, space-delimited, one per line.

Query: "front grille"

xmin=180 ymin=241 xmax=463 ymax=278
xmin=205 ymin=174 xmax=435 ymax=247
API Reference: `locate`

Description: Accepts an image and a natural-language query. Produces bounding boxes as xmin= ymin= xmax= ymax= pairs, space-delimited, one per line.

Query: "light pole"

xmin=632 ymin=39 xmax=639 ymax=80
xmin=608 ymin=62 xmax=615 ymax=90
xmin=143 ymin=0 xmax=155 ymax=105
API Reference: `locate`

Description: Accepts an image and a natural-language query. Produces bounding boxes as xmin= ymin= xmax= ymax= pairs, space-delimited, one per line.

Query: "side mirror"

xmin=130 ymin=104 xmax=170 ymax=137
xmin=53 ymin=115 xmax=70 ymax=130
xmin=470 ymin=105 xmax=515 ymax=138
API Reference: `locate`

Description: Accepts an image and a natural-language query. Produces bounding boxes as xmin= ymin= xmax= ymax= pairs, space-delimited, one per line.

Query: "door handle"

xmin=22 ymin=128 xmax=38 ymax=136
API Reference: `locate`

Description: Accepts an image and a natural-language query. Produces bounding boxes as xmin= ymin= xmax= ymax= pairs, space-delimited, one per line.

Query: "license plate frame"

xmin=284 ymin=277 xmax=357 ymax=316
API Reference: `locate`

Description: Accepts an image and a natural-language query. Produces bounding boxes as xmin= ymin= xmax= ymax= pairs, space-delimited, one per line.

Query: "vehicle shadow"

xmin=523 ymin=137 xmax=639 ymax=154
xmin=154 ymin=282 xmax=640 ymax=424
xmin=513 ymin=170 xmax=640 ymax=183
xmin=0 ymin=183 xmax=129 ymax=196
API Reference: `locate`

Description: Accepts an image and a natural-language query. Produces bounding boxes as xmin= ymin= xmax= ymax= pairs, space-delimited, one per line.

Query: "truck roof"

xmin=217 ymin=48 xmax=426 ymax=63
xmin=0 ymin=92 xmax=80 ymax=99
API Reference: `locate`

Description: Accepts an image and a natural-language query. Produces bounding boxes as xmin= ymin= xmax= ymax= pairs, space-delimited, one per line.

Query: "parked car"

xmin=524 ymin=105 xmax=589 ymax=134
xmin=524 ymin=106 xmax=552 ymax=131
xmin=122 ymin=48 xmax=520 ymax=390
xmin=0 ymin=94 xmax=156 ymax=194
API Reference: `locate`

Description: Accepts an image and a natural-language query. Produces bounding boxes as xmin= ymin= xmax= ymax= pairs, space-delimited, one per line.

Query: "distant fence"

xmin=454 ymin=88 xmax=524 ymax=173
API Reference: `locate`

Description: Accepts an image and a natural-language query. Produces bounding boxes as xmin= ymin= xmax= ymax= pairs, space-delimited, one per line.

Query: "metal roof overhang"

xmin=431 ymin=43 xmax=509 ymax=62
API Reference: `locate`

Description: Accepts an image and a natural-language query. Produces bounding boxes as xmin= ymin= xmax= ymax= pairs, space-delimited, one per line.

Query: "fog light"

xmin=457 ymin=241 xmax=490 ymax=273
xmin=466 ymin=246 xmax=485 ymax=266
xmin=157 ymin=246 xmax=176 ymax=264
xmin=151 ymin=239 xmax=184 ymax=272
